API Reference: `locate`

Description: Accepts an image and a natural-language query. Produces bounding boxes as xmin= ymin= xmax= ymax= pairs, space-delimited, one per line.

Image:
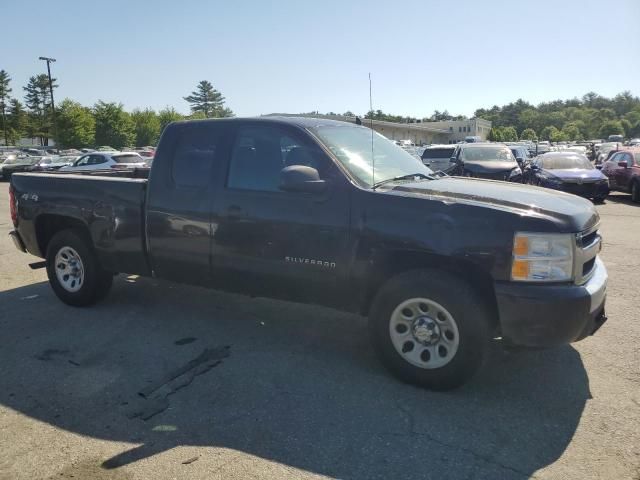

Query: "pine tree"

xmin=23 ymin=74 xmax=58 ymax=145
xmin=0 ymin=70 xmax=11 ymax=145
xmin=183 ymin=80 xmax=233 ymax=118
xmin=7 ymin=99 xmax=28 ymax=145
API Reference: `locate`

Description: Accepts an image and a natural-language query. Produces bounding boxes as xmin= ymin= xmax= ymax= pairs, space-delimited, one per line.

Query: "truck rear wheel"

xmin=45 ymin=229 xmax=113 ymax=306
xmin=369 ymin=269 xmax=490 ymax=391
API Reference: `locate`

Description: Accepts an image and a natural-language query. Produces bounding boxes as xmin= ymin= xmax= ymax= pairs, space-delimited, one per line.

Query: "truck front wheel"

xmin=369 ymin=269 xmax=491 ymax=391
xmin=45 ymin=229 xmax=113 ymax=307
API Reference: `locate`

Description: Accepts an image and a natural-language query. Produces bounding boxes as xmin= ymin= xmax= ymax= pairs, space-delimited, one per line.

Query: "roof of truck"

xmin=173 ymin=116 xmax=360 ymax=129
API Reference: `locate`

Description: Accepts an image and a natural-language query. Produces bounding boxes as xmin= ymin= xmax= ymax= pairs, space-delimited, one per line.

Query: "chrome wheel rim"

xmin=389 ymin=298 xmax=460 ymax=369
xmin=55 ymin=246 xmax=85 ymax=293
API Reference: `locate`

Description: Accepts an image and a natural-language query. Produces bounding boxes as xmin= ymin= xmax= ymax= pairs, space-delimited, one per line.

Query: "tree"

xmin=520 ymin=128 xmax=538 ymax=141
xmin=23 ymin=74 xmax=58 ymax=145
xmin=561 ymin=123 xmax=581 ymax=141
xmin=0 ymin=70 xmax=12 ymax=145
xmin=93 ymin=101 xmax=135 ymax=149
xmin=540 ymin=126 xmax=559 ymax=141
xmin=56 ymin=99 xmax=95 ymax=148
xmin=500 ymin=126 xmax=518 ymax=141
xmin=598 ymin=120 xmax=624 ymax=139
xmin=158 ymin=107 xmax=183 ymax=133
xmin=6 ymin=99 xmax=28 ymax=145
xmin=488 ymin=127 xmax=503 ymax=142
xmin=131 ymin=108 xmax=160 ymax=147
xmin=184 ymin=80 xmax=233 ymax=118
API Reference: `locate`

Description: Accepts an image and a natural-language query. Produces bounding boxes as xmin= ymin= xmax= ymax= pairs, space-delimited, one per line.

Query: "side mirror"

xmin=449 ymin=156 xmax=458 ymax=163
xmin=530 ymin=164 xmax=540 ymax=171
xmin=516 ymin=156 xmax=524 ymax=165
xmin=618 ymin=161 xmax=628 ymax=168
xmin=280 ymin=165 xmax=327 ymax=193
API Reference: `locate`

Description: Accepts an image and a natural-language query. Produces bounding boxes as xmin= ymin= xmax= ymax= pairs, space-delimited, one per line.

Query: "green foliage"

xmin=23 ymin=74 xmax=58 ymax=145
xmin=561 ymin=123 xmax=582 ymax=141
xmin=520 ymin=128 xmax=538 ymax=141
xmin=131 ymin=108 xmax=160 ymax=147
xmin=0 ymin=69 xmax=12 ymax=145
xmin=158 ymin=107 xmax=184 ymax=133
xmin=56 ymin=99 xmax=95 ymax=148
xmin=475 ymin=91 xmax=640 ymax=140
xmin=6 ymin=99 xmax=27 ymax=145
xmin=598 ymin=120 xmax=624 ymax=138
xmin=488 ymin=127 xmax=502 ymax=142
xmin=540 ymin=126 xmax=559 ymax=141
xmin=184 ymin=80 xmax=233 ymax=118
xmin=93 ymin=101 xmax=135 ymax=149
xmin=500 ymin=126 xmax=518 ymax=141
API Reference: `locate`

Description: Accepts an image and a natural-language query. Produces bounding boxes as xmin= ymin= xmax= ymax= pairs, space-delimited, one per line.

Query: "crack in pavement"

xmin=393 ymin=402 xmax=536 ymax=479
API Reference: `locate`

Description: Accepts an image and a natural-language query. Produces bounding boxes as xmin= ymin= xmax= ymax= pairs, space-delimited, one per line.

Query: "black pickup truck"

xmin=8 ymin=117 xmax=608 ymax=390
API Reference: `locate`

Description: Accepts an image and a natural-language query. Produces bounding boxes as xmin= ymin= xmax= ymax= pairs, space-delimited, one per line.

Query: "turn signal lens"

xmin=511 ymin=259 xmax=530 ymax=280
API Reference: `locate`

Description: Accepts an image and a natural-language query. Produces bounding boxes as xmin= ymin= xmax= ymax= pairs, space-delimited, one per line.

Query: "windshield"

xmin=541 ymin=155 xmax=592 ymax=170
xmin=422 ymin=148 xmax=454 ymax=159
xmin=461 ymin=146 xmax=515 ymax=162
xmin=310 ymin=125 xmax=433 ymax=188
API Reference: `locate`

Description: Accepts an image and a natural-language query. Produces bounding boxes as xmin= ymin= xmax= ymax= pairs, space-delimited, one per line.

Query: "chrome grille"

xmin=575 ymin=225 xmax=601 ymax=285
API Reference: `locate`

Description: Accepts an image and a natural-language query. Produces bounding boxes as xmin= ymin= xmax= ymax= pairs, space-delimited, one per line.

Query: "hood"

xmin=387 ymin=177 xmax=599 ymax=233
xmin=462 ymin=160 xmax=518 ymax=173
xmin=544 ymin=168 xmax=605 ymax=182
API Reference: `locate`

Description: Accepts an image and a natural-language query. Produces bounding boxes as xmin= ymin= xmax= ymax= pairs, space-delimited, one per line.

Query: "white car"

xmin=60 ymin=151 xmax=147 ymax=171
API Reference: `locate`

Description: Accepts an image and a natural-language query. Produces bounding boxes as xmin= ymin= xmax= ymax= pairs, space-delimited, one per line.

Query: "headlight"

xmin=511 ymin=232 xmax=574 ymax=282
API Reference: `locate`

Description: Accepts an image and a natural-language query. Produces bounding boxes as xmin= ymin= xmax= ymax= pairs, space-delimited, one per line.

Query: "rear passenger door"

xmin=211 ymin=123 xmax=352 ymax=307
xmin=146 ymin=122 xmax=229 ymax=284
xmin=615 ymin=153 xmax=634 ymax=191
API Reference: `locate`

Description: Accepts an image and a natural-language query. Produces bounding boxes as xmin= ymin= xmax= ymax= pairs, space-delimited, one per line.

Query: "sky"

xmin=3 ymin=0 xmax=639 ymax=118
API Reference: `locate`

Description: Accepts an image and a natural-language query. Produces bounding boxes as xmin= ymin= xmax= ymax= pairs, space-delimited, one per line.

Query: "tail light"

xmin=9 ymin=186 xmax=17 ymax=226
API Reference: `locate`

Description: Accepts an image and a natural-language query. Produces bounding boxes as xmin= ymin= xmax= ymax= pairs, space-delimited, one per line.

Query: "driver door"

xmin=211 ymin=123 xmax=352 ymax=306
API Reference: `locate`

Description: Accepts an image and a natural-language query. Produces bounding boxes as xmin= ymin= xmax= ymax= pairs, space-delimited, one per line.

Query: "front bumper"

xmin=496 ymin=257 xmax=608 ymax=347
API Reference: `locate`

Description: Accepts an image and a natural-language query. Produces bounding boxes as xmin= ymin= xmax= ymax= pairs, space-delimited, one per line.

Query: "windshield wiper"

xmin=372 ymin=173 xmax=432 ymax=190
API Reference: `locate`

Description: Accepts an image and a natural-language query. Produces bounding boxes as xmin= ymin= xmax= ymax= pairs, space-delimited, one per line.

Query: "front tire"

xmin=46 ymin=229 xmax=113 ymax=306
xmin=369 ymin=269 xmax=491 ymax=391
xmin=632 ymin=180 xmax=640 ymax=204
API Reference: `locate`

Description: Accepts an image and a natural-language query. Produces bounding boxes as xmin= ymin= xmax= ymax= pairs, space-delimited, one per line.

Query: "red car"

xmin=601 ymin=148 xmax=640 ymax=203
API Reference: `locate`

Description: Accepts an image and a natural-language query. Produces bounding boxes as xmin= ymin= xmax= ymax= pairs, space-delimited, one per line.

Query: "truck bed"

xmin=10 ymin=172 xmax=151 ymax=276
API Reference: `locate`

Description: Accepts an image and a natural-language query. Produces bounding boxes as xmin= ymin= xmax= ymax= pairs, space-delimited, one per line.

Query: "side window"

xmin=74 ymin=155 xmax=88 ymax=166
xmin=227 ymin=125 xmax=322 ymax=192
xmin=623 ymin=153 xmax=633 ymax=166
xmin=608 ymin=153 xmax=620 ymax=164
xmin=171 ymin=127 xmax=221 ymax=188
xmin=90 ymin=155 xmax=106 ymax=165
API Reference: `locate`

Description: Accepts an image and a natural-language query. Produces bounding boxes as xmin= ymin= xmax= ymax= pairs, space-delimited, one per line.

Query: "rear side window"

xmin=114 ymin=154 xmax=142 ymax=163
xmin=171 ymin=127 xmax=221 ymax=187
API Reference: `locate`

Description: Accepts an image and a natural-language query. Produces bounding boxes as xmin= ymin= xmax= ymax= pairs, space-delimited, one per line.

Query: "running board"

xmin=29 ymin=261 xmax=47 ymax=270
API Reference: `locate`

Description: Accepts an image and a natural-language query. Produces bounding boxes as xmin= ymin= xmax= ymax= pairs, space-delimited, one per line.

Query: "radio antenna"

xmin=369 ymin=73 xmax=375 ymax=187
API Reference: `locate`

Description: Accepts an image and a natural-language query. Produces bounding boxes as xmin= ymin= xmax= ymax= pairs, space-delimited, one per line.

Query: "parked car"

xmin=31 ymin=156 xmax=76 ymax=172
xmin=508 ymin=145 xmax=531 ymax=169
xmin=526 ymin=152 xmax=609 ymax=202
xmin=0 ymin=155 xmax=40 ymax=180
xmin=9 ymin=117 xmax=608 ymax=391
xmin=629 ymin=138 xmax=640 ymax=146
xmin=596 ymin=142 xmax=621 ymax=165
xmin=59 ymin=152 xmax=147 ymax=171
xmin=450 ymin=143 xmax=523 ymax=182
xmin=420 ymin=145 xmax=456 ymax=173
xmin=601 ymin=148 xmax=640 ymax=202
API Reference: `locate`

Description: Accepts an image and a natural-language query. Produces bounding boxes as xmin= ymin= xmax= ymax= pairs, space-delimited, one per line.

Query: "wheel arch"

xmin=361 ymin=250 xmax=500 ymax=332
xmin=35 ymin=214 xmax=92 ymax=258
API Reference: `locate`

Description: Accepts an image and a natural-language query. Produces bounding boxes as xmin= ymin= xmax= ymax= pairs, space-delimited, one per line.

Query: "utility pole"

xmin=1 ymin=100 xmax=6 ymax=147
xmin=38 ymin=56 xmax=57 ymax=150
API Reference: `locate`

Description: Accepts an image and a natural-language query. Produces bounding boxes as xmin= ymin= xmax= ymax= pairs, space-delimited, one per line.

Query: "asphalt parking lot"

xmin=0 ymin=181 xmax=638 ymax=480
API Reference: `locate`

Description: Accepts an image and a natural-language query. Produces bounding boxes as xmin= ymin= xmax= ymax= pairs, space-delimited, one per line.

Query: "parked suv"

xmin=450 ymin=143 xmax=522 ymax=182
xmin=601 ymin=148 xmax=640 ymax=202
xmin=420 ymin=145 xmax=456 ymax=173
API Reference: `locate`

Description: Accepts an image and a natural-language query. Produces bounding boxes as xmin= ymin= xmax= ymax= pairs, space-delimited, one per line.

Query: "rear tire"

xmin=369 ymin=269 xmax=491 ymax=391
xmin=46 ymin=229 xmax=113 ymax=306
